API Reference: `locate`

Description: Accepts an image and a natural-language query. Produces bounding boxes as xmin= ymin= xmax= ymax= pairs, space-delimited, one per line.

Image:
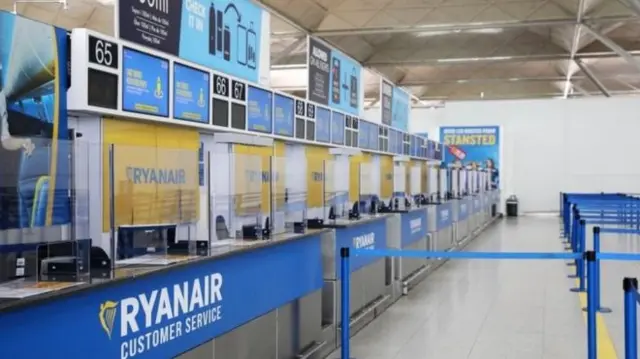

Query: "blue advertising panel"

xmin=473 ymin=197 xmax=481 ymax=213
xmin=331 ymin=111 xmax=345 ymax=145
xmin=247 ymin=86 xmax=272 ymax=133
xmin=0 ymin=235 xmax=323 ymax=359
xmin=118 ymin=0 xmax=264 ymax=83
xmin=173 ymin=63 xmax=210 ymax=123
xmin=316 ymin=106 xmax=331 ymax=143
xmin=273 ymin=94 xmax=294 ymax=137
xmin=401 ymin=209 xmax=428 ymax=247
xmin=328 ymin=47 xmax=361 ymax=116
xmin=436 ymin=202 xmax=452 ymax=230
xmin=335 ymin=218 xmax=387 ymax=278
xmin=440 ymin=126 xmax=500 ymax=189
xmin=0 ymin=12 xmax=69 ymax=232
xmin=122 ymin=48 xmax=169 ymax=117
xmin=411 ymin=136 xmax=419 ymax=157
xmin=391 ymin=87 xmax=410 ymax=131
xmin=359 ymin=120 xmax=368 ymax=149
xmin=427 ymin=140 xmax=435 ymax=159
xmin=459 ymin=199 xmax=469 ymax=221
xmin=369 ymin=122 xmax=378 ymax=151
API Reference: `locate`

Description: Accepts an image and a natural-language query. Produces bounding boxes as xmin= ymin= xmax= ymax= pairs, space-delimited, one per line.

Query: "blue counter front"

xmin=400 ymin=209 xmax=428 ymax=248
xmin=0 ymin=235 xmax=323 ymax=359
xmin=436 ymin=202 xmax=453 ymax=231
xmin=334 ymin=217 xmax=387 ymax=278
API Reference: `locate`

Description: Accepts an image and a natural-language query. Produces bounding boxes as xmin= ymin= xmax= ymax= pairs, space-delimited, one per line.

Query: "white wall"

xmin=411 ymin=96 xmax=640 ymax=213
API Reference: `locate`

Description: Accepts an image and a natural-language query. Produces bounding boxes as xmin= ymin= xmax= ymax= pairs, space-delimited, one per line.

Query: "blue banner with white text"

xmin=0 ymin=235 xmax=323 ymax=359
xmin=391 ymin=87 xmax=410 ymax=131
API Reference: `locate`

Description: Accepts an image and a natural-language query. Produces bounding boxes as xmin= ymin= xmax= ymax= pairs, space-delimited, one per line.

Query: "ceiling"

xmin=266 ymin=0 xmax=640 ymax=102
xmin=3 ymin=0 xmax=640 ymax=102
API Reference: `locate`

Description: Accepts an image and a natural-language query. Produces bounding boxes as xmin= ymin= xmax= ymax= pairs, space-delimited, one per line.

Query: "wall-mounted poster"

xmin=0 ymin=12 xmax=69 ymax=231
xmin=440 ymin=126 xmax=500 ymax=189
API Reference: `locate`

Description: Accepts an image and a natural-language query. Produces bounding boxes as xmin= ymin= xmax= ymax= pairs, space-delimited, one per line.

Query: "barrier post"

xmin=624 ymin=277 xmax=638 ymax=359
xmin=570 ymin=220 xmax=586 ymax=292
xmin=586 ymin=251 xmax=597 ymax=359
xmin=594 ymin=226 xmax=611 ymax=313
xmin=340 ymin=247 xmax=351 ymax=359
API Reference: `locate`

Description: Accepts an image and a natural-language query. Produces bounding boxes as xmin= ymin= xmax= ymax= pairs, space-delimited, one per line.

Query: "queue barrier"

xmin=339 ymin=248 xmax=640 ymax=359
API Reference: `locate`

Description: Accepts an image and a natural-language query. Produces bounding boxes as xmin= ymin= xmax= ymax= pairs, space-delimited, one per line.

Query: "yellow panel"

xmin=233 ymin=144 xmax=274 ymax=215
xmin=273 ymin=142 xmax=286 ymax=210
xmin=349 ymin=153 xmax=370 ymax=203
xmin=103 ymin=118 xmax=158 ymax=232
xmin=155 ymin=126 xmax=200 ymax=224
xmin=102 ymin=118 xmax=200 ymax=232
xmin=380 ymin=155 xmax=393 ymax=198
xmin=306 ymin=145 xmax=331 ymax=208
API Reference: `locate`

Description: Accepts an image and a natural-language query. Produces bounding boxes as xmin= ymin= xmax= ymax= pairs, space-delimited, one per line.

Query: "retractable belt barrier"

xmin=339 ymin=246 xmax=640 ymax=359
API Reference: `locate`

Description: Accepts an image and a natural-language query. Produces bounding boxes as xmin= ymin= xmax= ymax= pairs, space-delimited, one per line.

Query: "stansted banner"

xmin=440 ymin=126 xmax=500 ymax=189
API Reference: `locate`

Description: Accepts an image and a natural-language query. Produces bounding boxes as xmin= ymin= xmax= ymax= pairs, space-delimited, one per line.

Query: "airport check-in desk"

xmin=454 ymin=198 xmax=471 ymax=245
xmin=0 ymin=230 xmax=330 ymax=359
xmin=319 ymin=215 xmax=392 ymax=353
xmin=388 ymin=208 xmax=429 ymax=296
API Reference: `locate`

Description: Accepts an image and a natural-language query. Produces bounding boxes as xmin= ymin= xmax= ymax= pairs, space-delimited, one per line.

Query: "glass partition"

xmin=323 ymin=159 xmax=349 ymax=221
xmin=359 ymin=162 xmax=377 ymax=215
xmin=276 ymin=155 xmax=307 ymax=235
xmin=0 ymin=138 xmax=93 ymax=296
xmin=108 ymin=144 xmax=201 ymax=270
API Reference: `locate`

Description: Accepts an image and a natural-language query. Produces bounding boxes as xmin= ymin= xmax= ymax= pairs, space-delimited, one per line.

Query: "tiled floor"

xmin=330 ymin=216 xmax=591 ymax=359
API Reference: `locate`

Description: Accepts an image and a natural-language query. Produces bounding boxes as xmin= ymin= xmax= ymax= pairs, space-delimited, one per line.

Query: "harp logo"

xmin=99 ymin=300 xmax=119 ymax=339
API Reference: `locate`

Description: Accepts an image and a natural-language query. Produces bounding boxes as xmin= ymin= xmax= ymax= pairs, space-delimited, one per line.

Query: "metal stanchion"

xmin=593 ymin=227 xmax=611 ymax=313
xmin=586 ymin=251 xmax=597 ymax=359
xmin=340 ymin=247 xmax=351 ymax=359
xmin=570 ymin=220 xmax=586 ymax=292
xmin=624 ymin=277 xmax=638 ymax=359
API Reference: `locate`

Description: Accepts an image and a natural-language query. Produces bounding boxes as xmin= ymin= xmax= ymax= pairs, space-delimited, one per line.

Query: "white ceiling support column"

xmin=581 ymin=24 xmax=640 ymax=74
xmin=574 ymin=59 xmax=611 ymax=97
xmin=561 ymin=0 xmax=586 ymax=98
xmin=305 ymin=16 xmax=636 ymax=37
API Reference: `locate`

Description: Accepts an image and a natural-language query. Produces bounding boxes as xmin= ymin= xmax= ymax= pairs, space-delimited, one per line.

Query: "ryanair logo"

xmin=99 ymin=300 xmax=119 ymax=339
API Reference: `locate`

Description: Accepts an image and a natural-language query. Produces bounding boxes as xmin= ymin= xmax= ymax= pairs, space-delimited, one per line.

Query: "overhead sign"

xmin=247 ymin=86 xmax=272 ymax=133
xmin=380 ymin=80 xmax=393 ymax=126
xmin=392 ymin=87 xmax=410 ymax=131
xmin=122 ymin=47 xmax=169 ymax=117
xmin=331 ymin=111 xmax=345 ymax=145
xmin=273 ymin=94 xmax=294 ymax=137
xmin=173 ymin=63 xmax=210 ymax=123
xmin=117 ymin=0 xmax=263 ymax=83
xmin=315 ymin=106 xmax=331 ymax=143
xmin=307 ymin=37 xmax=361 ymax=116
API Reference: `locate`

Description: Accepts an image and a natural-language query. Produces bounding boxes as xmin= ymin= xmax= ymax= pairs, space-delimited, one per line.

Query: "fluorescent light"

xmin=95 ymin=0 xmax=115 ymax=6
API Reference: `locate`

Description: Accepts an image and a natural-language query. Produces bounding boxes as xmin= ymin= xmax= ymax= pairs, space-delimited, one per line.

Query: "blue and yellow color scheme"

xmin=0 ymin=12 xmax=69 ymax=230
xmin=102 ymin=118 xmax=200 ymax=231
xmin=122 ymin=48 xmax=170 ymax=117
xmin=0 ymin=234 xmax=323 ymax=359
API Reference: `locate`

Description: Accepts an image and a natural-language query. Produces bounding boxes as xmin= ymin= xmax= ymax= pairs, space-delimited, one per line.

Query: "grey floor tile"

xmin=329 ymin=217 xmax=589 ymax=359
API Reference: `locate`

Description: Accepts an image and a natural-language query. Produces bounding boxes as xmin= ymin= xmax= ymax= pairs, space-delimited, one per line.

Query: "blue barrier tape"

xmin=351 ymin=249 xmax=581 ymax=260
xmin=597 ymin=253 xmax=640 ymax=261
xmin=599 ymin=228 xmax=640 ymax=235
